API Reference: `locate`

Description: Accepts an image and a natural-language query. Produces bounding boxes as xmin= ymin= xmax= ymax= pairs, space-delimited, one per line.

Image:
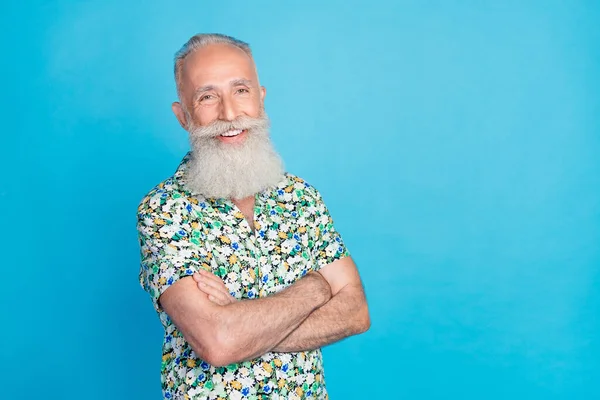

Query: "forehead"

xmin=180 ymin=43 xmax=258 ymax=91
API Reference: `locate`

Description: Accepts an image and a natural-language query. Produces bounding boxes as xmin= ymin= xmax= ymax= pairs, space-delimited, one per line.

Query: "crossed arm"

xmin=160 ymin=256 xmax=370 ymax=366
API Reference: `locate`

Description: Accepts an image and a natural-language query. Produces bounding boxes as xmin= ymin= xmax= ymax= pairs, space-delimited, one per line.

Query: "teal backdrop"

xmin=2 ymin=1 xmax=599 ymax=399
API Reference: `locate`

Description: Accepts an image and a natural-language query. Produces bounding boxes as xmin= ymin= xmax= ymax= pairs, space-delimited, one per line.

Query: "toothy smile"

xmin=220 ymin=129 xmax=243 ymax=137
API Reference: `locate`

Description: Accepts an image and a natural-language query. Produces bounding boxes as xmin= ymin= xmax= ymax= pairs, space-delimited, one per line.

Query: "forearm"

xmin=215 ymin=272 xmax=330 ymax=363
xmin=272 ymin=284 xmax=369 ymax=352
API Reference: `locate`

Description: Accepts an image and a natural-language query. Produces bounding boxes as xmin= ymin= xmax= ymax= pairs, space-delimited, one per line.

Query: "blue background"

xmin=2 ymin=1 xmax=599 ymax=399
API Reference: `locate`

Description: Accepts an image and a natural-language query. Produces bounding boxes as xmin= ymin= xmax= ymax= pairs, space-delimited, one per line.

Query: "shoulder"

xmin=137 ymin=174 xmax=197 ymax=219
xmin=278 ymin=173 xmax=323 ymax=203
xmin=137 ymin=152 xmax=201 ymax=215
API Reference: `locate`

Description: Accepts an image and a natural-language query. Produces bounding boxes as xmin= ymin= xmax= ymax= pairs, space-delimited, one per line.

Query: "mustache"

xmin=188 ymin=113 xmax=270 ymax=139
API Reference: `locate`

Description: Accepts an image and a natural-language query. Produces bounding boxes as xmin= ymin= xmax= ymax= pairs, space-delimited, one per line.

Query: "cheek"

xmin=194 ymin=107 xmax=219 ymax=126
xmin=240 ymin=97 xmax=263 ymax=117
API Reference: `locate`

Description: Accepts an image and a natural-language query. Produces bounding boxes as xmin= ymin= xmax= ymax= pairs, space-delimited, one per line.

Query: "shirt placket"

xmin=254 ymin=193 xmax=278 ymax=298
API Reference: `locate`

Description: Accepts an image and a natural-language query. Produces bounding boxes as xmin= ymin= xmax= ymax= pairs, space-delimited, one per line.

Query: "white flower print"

xmin=266 ymin=229 xmax=278 ymax=240
xmin=185 ymin=370 xmax=196 ymax=385
xmin=281 ymin=239 xmax=297 ymax=254
xmin=223 ymin=371 xmax=235 ymax=382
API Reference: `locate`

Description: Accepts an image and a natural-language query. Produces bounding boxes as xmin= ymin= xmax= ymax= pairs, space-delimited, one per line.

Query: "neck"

xmin=232 ymin=195 xmax=256 ymax=230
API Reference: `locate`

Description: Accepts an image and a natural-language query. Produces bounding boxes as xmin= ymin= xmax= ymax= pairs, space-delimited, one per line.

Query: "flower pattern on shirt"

xmin=137 ymin=153 xmax=349 ymax=400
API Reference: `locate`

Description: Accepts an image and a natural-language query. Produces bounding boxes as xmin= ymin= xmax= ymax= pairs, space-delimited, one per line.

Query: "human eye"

xmin=235 ymin=87 xmax=250 ymax=94
xmin=199 ymin=94 xmax=218 ymax=104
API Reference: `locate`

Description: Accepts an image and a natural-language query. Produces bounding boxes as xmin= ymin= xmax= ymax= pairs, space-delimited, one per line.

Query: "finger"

xmin=197 ymin=279 xmax=231 ymax=301
xmin=207 ymin=294 xmax=230 ymax=306
xmin=197 ymin=275 xmax=229 ymax=294
xmin=198 ymin=272 xmax=231 ymax=293
xmin=197 ymin=282 xmax=230 ymax=303
xmin=198 ymin=281 xmax=236 ymax=305
xmin=198 ymin=282 xmax=227 ymax=298
xmin=199 ymin=269 xmax=228 ymax=286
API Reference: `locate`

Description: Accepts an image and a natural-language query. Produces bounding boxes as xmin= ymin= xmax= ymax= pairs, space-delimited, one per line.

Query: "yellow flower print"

xmin=254 ymin=221 xmax=261 ymax=231
xmin=295 ymin=387 xmax=304 ymax=396
xmin=154 ymin=218 xmax=166 ymax=226
xmin=231 ymin=380 xmax=242 ymax=390
xmin=191 ymin=221 xmax=199 ymax=229
xmin=262 ymin=362 xmax=273 ymax=374
xmin=234 ymin=211 xmax=245 ymax=220
xmin=274 ymin=358 xmax=282 ymax=367
xmin=278 ymin=231 xmax=287 ymax=239
xmin=298 ymin=226 xmax=306 ymax=233
xmin=220 ymin=235 xmax=231 ymax=244
xmin=158 ymin=277 xmax=167 ymax=285
xmin=278 ymin=378 xmax=286 ymax=388
xmin=284 ymin=185 xmax=294 ymax=193
xmin=229 ymin=254 xmax=238 ymax=264
xmin=186 ymin=359 xmax=196 ymax=368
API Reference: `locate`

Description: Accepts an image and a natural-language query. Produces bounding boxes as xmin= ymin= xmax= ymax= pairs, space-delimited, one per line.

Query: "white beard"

xmin=184 ymin=112 xmax=285 ymax=200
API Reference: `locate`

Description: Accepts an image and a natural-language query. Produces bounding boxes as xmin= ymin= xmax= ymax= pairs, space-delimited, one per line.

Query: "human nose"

xmin=218 ymin=94 xmax=238 ymax=122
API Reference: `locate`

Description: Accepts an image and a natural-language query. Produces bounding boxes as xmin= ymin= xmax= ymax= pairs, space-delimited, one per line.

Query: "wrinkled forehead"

xmin=180 ymin=43 xmax=259 ymax=94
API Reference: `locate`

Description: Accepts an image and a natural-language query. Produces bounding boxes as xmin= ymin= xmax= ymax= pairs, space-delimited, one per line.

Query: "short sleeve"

xmin=136 ymin=192 xmax=207 ymax=313
xmin=310 ymin=189 xmax=350 ymax=270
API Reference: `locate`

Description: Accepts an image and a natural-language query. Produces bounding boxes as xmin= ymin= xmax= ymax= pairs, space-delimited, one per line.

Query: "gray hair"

xmin=174 ymin=33 xmax=253 ymax=98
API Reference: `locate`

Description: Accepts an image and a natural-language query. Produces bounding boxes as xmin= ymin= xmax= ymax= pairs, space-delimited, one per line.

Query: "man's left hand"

xmin=193 ymin=270 xmax=237 ymax=306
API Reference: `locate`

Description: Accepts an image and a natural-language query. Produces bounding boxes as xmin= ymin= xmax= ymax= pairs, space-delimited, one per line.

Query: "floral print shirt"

xmin=137 ymin=153 xmax=349 ymax=400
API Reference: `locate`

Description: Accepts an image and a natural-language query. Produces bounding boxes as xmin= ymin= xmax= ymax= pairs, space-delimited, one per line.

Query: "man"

xmin=137 ymin=33 xmax=370 ymax=400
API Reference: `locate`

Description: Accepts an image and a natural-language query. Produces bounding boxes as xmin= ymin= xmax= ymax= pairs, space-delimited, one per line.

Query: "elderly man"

xmin=137 ymin=33 xmax=370 ymax=400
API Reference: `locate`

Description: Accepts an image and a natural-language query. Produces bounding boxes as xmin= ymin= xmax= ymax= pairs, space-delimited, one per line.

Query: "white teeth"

xmin=220 ymin=129 xmax=243 ymax=137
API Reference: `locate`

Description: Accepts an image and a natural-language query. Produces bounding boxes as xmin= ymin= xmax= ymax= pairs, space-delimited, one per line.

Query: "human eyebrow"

xmin=230 ymin=78 xmax=253 ymax=87
xmin=193 ymin=85 xmax=215 ymax=102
